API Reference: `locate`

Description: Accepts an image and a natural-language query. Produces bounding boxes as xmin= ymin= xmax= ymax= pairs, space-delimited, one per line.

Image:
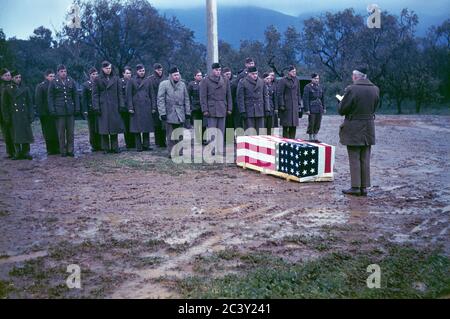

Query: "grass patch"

xmin=177 ymin=246 xmax=450 ymax=298
xmin=0 ymin=280 xmax=14 ymax=298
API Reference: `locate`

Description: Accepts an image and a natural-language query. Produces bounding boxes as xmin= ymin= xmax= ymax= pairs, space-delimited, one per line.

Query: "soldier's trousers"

xmin=244 ymin=117 xmax=265 ymax=135
xmin=307 ymin=113 xmax=323 ymax=135
xmin=121 ymin=112 xmax=135 ymax=149
xmin=264 ymin=115 xmax=275 ymax=135
xmin=154 ymin=112 xmax=167 ymax=147
xmin=191 ymin=110 xmax=206 ymax=144
xmin=40 ymin=116 xmax=60 ymax=154
xmin=0 ymin=122 xmax=15 ymax=157
xmin=347 ymin=145 xmax=371 ymax=188
xmin=14 ymin=143 xmax=30 ymax=157
xmin=165 ymin=123 xmax=183 ymax=156
xmin=282 ymin=126 xmax=297 ymax=139
xmin=56 ymin=116 xmax=75 ymax=155
xmin=87 ymin=114 xmax=101 ymax=151
xmin=207 ymin=117 xmax=226 ymax=153
xmin=135 ymin=133 xmax=150 ymax=151
xmin=101 ymin=134 xmax=119 ymax=152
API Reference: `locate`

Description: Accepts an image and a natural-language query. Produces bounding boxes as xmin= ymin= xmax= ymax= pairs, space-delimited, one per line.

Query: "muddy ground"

xmin=0 ymin=115 xmax=449 ymax=298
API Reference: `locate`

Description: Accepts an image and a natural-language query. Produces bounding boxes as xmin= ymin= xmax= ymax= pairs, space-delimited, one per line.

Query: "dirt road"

xmin=0 ymin=115 xmax=449 ymax=298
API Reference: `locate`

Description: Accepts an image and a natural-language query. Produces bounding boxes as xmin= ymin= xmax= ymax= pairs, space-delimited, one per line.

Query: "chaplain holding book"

xmin=338 ymin=67 xmax=380 ymax=197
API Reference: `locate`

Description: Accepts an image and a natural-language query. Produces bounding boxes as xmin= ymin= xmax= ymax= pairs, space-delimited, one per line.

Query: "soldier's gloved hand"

xmin=279 ymin=106 xmax=286 ymax=112
xmin=128 ymin=109 xmax=135 ymax=115
xmin=152 ymin=110 xmax=156 ymax=114
xmin=240 ymin=112 xmax=247 ymax=120
xmin=203 ymin=111 xmax=210 ymax=118
xmin=227 ymin=111 xmax=232 ymax=115
xmin=161 ymin=115 xmax=167 ymax=121
xmin=83 ymin=111 xmax=88 ymax=120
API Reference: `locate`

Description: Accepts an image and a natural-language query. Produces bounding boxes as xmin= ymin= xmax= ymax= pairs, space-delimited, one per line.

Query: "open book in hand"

xmin=335 ymin=94 xmax=343 ymax=102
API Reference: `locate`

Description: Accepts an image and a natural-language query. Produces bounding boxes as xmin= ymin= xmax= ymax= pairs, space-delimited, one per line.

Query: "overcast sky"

xmin=1 ymin=0 xmax=448 ymax=39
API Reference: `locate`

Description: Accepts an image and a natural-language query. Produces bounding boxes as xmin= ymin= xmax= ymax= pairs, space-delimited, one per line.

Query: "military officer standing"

xmin=92 ymin=61 xmax=125 ymax=154
xmin=157 ymin=67 xmax=190 ymax=159
xmin=277 ymin=65 xmax=302 ymax=139
xmin=338 ymin=67 xmax=379 ymax=197
xmin=35 ymin=69 xmax=59 ymax=155
xmin=48 ymin=65 xmax=80 ymax=157
xmin=237 ymin=66 xmax=270 ymax=135
xmin=263 ymin=72 xmax=278 ymax=135
xmin=120 ymin=66 xmax=135 ymax=149
xmin=149 ymin=63 xmax=166 ymax=148
xmin=126 ymin=64 xmax=155 ymax=152
xmin=1 ymin=71 xmax=34 ymax=160
xmin=0 ymin=68 xmax=15 ymax=158
xmin=187 ymin=70 xmax=205 ymax=144
xmin=303 ymin=73 xmax=326 ymax=142
xmin=199 ymin=63 xmax=232 ymax=155
xmin=81 ymin=67 xmax=101 ymax=151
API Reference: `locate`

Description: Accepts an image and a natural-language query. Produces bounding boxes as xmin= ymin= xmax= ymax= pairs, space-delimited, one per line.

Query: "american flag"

xmin=236 ymin=135 xmax=335 ymax=182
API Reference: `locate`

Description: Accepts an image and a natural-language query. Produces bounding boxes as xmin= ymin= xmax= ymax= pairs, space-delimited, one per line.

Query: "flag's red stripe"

xmin=236 ymin=142 xmax=275 ymax=155
xmin=324 ymin=145 xmax=331 ymax=173
xmin=236 ymin=156 xmax=275 ymax=170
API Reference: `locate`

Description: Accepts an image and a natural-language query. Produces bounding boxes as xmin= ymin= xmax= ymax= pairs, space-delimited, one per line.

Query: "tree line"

xmin=0 ymin=0 xmax=448 ymax=114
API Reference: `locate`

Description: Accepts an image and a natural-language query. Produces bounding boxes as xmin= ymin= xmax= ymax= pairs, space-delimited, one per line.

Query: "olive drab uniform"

xmin=36 ymin=79 xmax=60 ymax=154
xmin=81 ymin=80 xmax=101 ymax=151
xmin=188 ymin=79 xmax=205 ymax=144
xmin=0 ymin=79 xmax=15 ymax=157
xmin=277 ymin=75 xmax=301 ymax=139
xmin=303 ymin=82 xmax=325 ymax=139
xmin=120 ymin=77 xmax=135 ymax=149
xmin=47 ymin=75 xmax=79 ymax=156
xmin=1 ymin=82 xmax=34 ymax=159
xmin=338 ymin=78 xmax=380 ymax=189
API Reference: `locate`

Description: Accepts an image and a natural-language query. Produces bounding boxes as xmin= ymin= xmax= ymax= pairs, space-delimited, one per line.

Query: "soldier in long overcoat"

xmin=338 ymin=67 xmax=380 ymax=197
xmin=277 ymin=65 xmax=302 ymax=139
xmin=92 ymin=61 xmax=125 ymax=153
xmin=263 ymin=72 xmax=278 ymax=135
xmin=1 ymin=71 xmax=34 ymax=159
xmin=199 ymin=63 xmax=232 ymax=155
xmin=187 ymin=70 xmax=205 ymax=144
xmin=237 ymin=66 xmax=270 ymax=135
xmin=120 ymin=66 xmax=135 ymax=149
xmin=149 ymin=63 xmax=166 ymax=147
xmin=126 ymin=64 xmax=155 ymax=151
xmin=0 ymin=68 xmax=15 ymax=158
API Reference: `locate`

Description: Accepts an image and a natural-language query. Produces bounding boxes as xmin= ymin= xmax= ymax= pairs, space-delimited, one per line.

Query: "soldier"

xmin=157 ymin=67 xmax=190 ymax=159
xmin=0 ymin=68 xmax=15 ymax=158
xmin=187 ymin=70 xmax=205 ymax=144
xmin=199 ymin=63 xmax=232 ymax=155
xmin=236 ymin=57 xmax=255 ymax=82
xmin=237 ymin=66 xmax=270 ymax=135
xmin=81 ymin=67 xmax=101 ymax=152
xmin=338 ymin=67 xmax=379 ymax=197
xmin=126 ymin=64 xmax=155 ymax=152
xmin=48 ymin=65 xmax=80 ymax=157
xmin=36 ymin=69 xmax=59 ymax=155
xmin=92 ymin=61 xmax=125 ymax=154
xmin=269 ymin=71 xmax=279 ymax=128
xmin=1 ymin=71 xmax=34 ymax=160
xmin=149 ymin=63 xmax=166 ymax=147
xmin=277 ymin=65 xmax=302 ymax=139
xmin=263 ymin=72 xmax=277 ymax=135
xmin=303 ymin=73 xmax=326 ymax=143
xmin=120 ymin=66 xmax=135 ymax=149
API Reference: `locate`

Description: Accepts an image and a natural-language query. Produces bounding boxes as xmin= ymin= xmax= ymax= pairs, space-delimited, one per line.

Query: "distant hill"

xmin=160 ymin=6 xmax=448 ymax=48
xmin=161 ymin=6 xmax=309 ymax=48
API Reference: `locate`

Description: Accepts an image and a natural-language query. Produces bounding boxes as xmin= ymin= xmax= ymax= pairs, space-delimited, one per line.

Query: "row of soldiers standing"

xmin=0 ymin=58 xmax=326 ymax=159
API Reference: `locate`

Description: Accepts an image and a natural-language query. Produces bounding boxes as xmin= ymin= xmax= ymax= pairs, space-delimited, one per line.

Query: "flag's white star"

xmin=295 ymin=154 xmax=299 ymax=159
xmin=302 ymin=170 xmax=307 ymax=175
xmin=310 ymin=159 xmax=315 ymax=164
xmin=290 ymin=168 xmax=294 ymax=174
xmin=290 ymin=152 xmax=294 ymax=157
xmin=303 ymin=160 xmax=308 ymax=165
xmin=311 ymin=150 xmax=316 ymax=155
xmin=310 ymin=168 xmax=315 ymax=173
xmin=304 ymin=150 xmax=309 ymax=155
xmin=290 ymin=160 xmax=294 ymax=165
